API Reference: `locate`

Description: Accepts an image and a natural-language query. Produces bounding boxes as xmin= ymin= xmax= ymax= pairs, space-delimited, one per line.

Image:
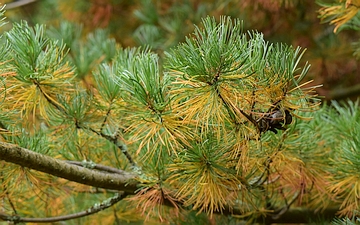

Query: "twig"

xmin=1 ymin=174 xmax=18 ymax=214
xmin=86 ymin=127 xmax=136 ymax=167
xmin=4 ymin=0 xmax=36 ymax=9
xmin=33 ymin=79 xmax=66 ymax=113
xmin=271 ymin=191 xmax=300 ymax=220
xmin=65 ymin=160 xmax=128 ymax=175
xmin=0 ymin=192 xmax=127 ymax=223
xmin=216 ymin=85 xmax=259 ymax=131
xmin=100 ymin=102 xmax=114 ymax=132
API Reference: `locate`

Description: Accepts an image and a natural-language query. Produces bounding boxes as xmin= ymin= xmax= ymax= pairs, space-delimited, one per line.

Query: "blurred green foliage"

xmin=3 ymin=0 xmax=360 ymax=101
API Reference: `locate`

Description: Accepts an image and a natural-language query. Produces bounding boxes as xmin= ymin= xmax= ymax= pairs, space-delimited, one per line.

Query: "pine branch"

xmin=85 ymin=126 xmax=136 ymax=167
xmin=0 ymin=141 xmax=342 ymax=223
xmin=65 ymin=160 xmax=129 ymax=175
xmin=4 ymin=0 xmax=36 ymax=10
xmin=0 ymin=142 xmax=139 ymax=192
xmin=0 ymin=13 xmax=353 ymax=223
xmin=0 ymin=192 xmax=127 ymax=223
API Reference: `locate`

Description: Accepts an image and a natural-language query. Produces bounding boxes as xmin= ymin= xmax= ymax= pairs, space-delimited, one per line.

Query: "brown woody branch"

xmin=0 ymin=142 xmax=139 ymax=193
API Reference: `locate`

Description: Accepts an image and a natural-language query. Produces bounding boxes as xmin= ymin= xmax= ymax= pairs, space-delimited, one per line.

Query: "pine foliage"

xmin=0 ymin=5 xmax=359 ymax=224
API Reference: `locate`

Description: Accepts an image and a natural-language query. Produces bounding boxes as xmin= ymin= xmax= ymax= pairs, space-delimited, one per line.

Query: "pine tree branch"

xmin=65 ymin=160 xmax=129 ymax=175
xmin=85 ymin=126 xmax=137 ymax=167
xmin=0 ymin=192 xmax=127 ymax=223
xmin=0 ymin=142 xmax=139 ymax=192
xmin=0 ymin=141 xmax=341 ymax=223
xmin=4 ymin=0 xmax=36 ymax=10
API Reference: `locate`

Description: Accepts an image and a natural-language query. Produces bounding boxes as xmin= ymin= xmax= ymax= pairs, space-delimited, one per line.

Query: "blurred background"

xmin=1 ymin=0 xmax=360 ymax=101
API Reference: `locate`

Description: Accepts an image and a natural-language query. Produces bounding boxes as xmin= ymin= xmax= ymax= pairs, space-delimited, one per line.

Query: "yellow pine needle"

xmin=169 ymin=156 xmax=239 ymax=215
xmin=330 ymin=176 xmax=360 ymax=216
xmin=126 ymin=112 xmax=192 ymax=158
xmin=288 ymin=80 xmax=319 ymax=93
xmin=218 ymin=87 xmax=252 ymax=124
xmin=319 ymin=0 xmax=360 ymax=32
xmin=39 ymin=86 xmax=66 ymax=110
xmin=2 ymin=60 xmax=74 ymax=123
xmin=172 ymin=85 xmax=229 ymax=140
xmin=187 ymin=171 xmax=238 ymax=214
xmin=221 ymin=73 xmax=252 ymax=80
xmin=231 ymin=140 xmax=252 ymax=174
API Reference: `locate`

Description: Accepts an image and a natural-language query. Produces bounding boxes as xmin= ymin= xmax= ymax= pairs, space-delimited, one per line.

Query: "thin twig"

xmin=216 ymin=85 xmax=259 ymax=130
xmin=100 ymin=101 xmax=115 ymax=132
xmin=4 ymin=0 xmax=36 ymax=9
xmin=0 ymin=192 xmax=127 ymax=223
xmin=65 ymin=160 xmax=128 ymax=175
xmin=87 ymin=127 xmax=136 ymax=167
xmin=271 ymin=191 xmax=301 ymax=220
xmin=33 ymin=79 xmax=66 ymax=113
xmin=1 ymin=173 xmax=18 ymax=214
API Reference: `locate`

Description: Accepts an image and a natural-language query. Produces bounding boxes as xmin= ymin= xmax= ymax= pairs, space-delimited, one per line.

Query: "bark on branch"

xmin=0 ymin=142 xmax=139 ymax=193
